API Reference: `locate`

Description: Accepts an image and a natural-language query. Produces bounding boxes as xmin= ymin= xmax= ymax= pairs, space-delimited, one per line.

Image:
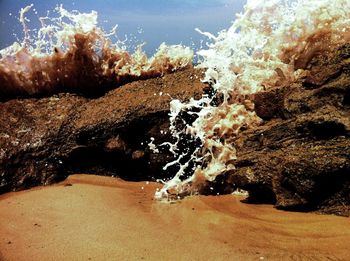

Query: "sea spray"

xmin=1 ymin=1 xmax=350 ymax=200
xmin=0 ymin=5 xmax=193 ymax=99
xmin=155 ymin=0 xmax=350 ymax=200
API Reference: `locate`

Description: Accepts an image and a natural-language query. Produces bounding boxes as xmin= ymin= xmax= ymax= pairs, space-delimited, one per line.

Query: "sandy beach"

xmin=0 ymin=1 xmax=349 ymax=260
xmin=0 ymin=174 xmax=349 ymax=261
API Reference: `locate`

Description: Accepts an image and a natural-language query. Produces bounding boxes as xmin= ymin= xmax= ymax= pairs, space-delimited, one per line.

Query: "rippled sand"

xmin=0 ymin=174 xmax=349 ymax=261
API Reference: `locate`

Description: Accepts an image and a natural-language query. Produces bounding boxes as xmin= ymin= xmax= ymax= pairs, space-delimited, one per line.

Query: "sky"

xmin=0 ymin=0 xmax=246 ymax=55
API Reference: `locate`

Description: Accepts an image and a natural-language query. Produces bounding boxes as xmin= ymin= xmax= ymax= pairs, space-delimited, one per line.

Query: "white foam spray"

xmin=0 ymin=5 xmax=193 ymax=97
xmin=155 ymin=0 xmax=350 ymax=200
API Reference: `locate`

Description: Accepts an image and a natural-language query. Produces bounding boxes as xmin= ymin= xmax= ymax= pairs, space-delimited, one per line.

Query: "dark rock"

xmin=0 ymin=44 xmax=349 ymax=217
xmin=225 ymin=44 xmax=350 ymax=216
xmin=0 ymin=69 xmax=205 ymax=193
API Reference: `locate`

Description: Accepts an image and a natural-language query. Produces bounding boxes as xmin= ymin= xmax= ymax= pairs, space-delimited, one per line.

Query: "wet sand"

xmin=0 ymin=175 xmax=349 ymax=261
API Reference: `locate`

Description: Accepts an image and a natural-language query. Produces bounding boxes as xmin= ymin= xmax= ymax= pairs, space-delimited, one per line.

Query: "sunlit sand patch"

xmin=0 ymin=174 xmax=349 ymax=260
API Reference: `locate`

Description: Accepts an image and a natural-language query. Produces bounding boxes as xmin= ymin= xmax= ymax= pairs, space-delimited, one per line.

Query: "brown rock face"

xmin=0 ymin=45 xmax=349 ymax=216
xmin=225 ymin=44 xmax=350 ymax=216
xmin=0 ymin=69 xmax=205 ymax=193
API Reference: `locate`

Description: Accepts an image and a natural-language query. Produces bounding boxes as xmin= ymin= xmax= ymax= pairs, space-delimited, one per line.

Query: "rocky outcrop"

xmin=0 ymin=44 xmax=349 ymax=216
xmin=225 ymin=44 xmax=350 ymax=216
xmin=0 ymin=69 xmax=205 ymax=193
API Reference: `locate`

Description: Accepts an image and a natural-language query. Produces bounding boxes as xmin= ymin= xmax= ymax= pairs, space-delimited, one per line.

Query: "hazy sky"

xmin=0 ymin=0 xmax=246 ymax=55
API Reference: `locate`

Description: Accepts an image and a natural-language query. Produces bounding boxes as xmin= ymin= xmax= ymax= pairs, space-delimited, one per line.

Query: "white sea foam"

xmin=155 ymin=0 xmax=350 ymax=199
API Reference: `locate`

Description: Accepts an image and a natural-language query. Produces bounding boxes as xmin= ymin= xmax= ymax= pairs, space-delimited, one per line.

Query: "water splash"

xmin=155 ymin=0 xmax=350 ymax=200
xmin=1 ymin=1 xmax=349 ymax=200
xmin=0 ymin=5 xmax=193 ymax=99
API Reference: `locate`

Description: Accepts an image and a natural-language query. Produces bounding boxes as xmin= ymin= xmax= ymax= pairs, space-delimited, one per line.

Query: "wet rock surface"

xmin=226 ymin=44 xmax=350 ymax=216
xmin=0 ymin=69 xmax=204 ymax=193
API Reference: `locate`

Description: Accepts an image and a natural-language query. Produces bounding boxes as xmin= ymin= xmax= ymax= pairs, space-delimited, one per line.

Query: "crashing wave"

xmin=0 ymin=5 xmax=193 ymax=99
xmin=155 ymin=0 xmax=350 ymax=199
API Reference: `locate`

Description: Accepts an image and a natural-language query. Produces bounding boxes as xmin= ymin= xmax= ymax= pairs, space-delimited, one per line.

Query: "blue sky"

xmin=0 ymin=0 xmax=245 ymax=55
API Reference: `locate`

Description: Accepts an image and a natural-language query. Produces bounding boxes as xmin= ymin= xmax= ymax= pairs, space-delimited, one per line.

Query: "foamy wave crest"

xmin=156 ymin=0 xmax=350 ymax=200
xmin=0 ymin=5 xmax=193 ymax=99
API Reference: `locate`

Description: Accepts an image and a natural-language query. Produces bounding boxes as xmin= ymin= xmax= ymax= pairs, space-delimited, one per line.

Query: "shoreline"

xmin=0 ymin=174 xmax=349 ymax=260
